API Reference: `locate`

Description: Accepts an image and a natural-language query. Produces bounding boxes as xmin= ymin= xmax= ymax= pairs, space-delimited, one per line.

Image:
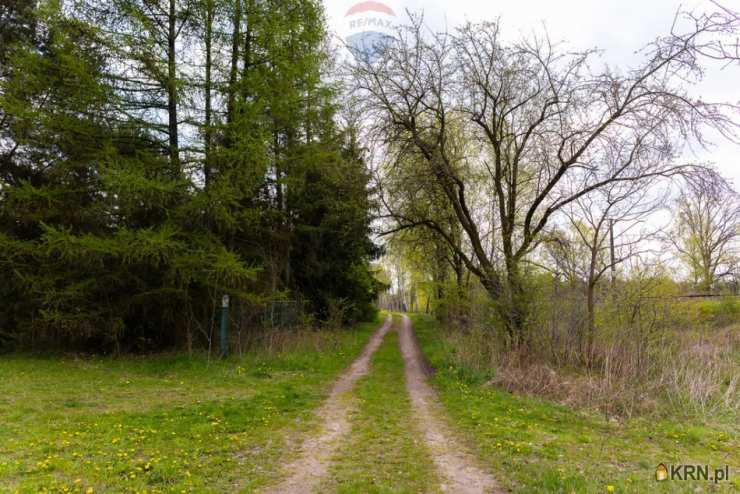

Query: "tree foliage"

xmin=0 ymin=0 xmax=379 ymax=351
xmin=671 ymin=179 xmax=740 ymax=291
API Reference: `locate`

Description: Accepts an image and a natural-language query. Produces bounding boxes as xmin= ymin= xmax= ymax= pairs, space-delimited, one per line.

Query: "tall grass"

xmin=236 ymin=326 xmax=354 ymax=356
xmin=434 ymin=284 xmax=740 ymax=420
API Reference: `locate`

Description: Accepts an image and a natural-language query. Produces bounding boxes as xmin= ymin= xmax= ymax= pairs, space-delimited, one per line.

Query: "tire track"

xmin=398 ymin=314 xmax=504 ymax=494
xmin=262 ymin=315 xmax=393 ymax=494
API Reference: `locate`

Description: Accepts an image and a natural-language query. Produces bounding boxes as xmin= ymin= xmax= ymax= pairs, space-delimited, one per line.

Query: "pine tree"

xmin=0 ymin=0 xmax=379 ymax=351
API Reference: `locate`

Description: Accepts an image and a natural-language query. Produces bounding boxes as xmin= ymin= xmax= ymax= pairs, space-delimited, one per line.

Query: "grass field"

xmin=0 ymin=316 xmax=382 ymax=494
xmin=2 ymin=312 xmax=738 ymax=494
xmin=411 ymin=313 xmax=740 ymax=494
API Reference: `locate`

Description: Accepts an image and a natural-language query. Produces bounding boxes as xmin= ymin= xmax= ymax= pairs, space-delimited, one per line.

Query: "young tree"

xmin=671 ymin=179 xmax=740 ymax=291
xmin=547 ymin=177 xmax=666 ymax=363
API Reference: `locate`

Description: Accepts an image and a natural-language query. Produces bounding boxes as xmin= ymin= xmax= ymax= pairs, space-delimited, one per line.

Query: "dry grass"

xmin=412 ymin=313 xmax=740 ymax=493
xmin=235 ymin=325 xmax=352 ymax=356
xmin=660 ymin=326 xmax=740 ymax=415
xmin=437 ymin=306 xmax=740 ymax=419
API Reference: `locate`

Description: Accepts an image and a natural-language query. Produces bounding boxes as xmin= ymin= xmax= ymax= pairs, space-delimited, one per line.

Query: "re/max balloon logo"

xmin=344 ymin=1 xmax=397 ymax=59
xmin=348 ymin=17 xmax=395 ymax=30
xmin=345 ymin=1 xmax=396 ymax=31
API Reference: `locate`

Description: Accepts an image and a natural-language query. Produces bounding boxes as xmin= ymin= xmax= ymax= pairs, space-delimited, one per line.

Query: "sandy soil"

xmin=399 ymin=314 xmax=504 ymax=494
xmin=262 ymin=315 xmax=393 ymax=494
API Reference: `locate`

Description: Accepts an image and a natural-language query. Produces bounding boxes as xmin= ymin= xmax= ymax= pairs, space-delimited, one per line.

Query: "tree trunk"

xmin=203 ymin=0 xmax=214 ymax=187
xmin=497 ymin=257 xmax=527 ymax=349
xmin=584 ymin=239 xmax=599 ymax=366
xmin=226 ymin=0 xmax=241 ymax=127
xmin=167 ymin=0 xmax=179 ymax=173
xmin=454 ymin=254 xmax=464 ymax=293
xmin=585 ymin=280 xmax=596 ymax=366
xmin=700 ymin=256 xmax=713 ymax=292
xmin=241 ymin=0 xmax=253 ymax=97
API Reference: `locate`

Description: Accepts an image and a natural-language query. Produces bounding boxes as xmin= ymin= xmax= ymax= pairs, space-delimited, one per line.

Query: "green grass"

xmin=0 ymin=315 xmax=382 ymax=494
xmin=321 ymin=317 xmax=441 ymax=494
xmin=410 ymin=313 xmax=740 ymax=494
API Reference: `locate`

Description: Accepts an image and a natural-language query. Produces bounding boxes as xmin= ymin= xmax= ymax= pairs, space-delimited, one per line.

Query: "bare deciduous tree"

xmin=547 ymin=177 xmax=666 ymax=363
xmin=680 ymin=2 xmax=740 ymax=63
xmin=349 ymin=11 xmax=739 ymax=345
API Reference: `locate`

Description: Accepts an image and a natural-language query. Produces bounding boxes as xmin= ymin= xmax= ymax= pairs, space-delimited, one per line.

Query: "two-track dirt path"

xmin=263 ymin=314 xmax=503 ymax=494
xmin=399 ymin=314 xmax=503 ymax=494
xmin=263 ymin=315 xmax=393 ymax=494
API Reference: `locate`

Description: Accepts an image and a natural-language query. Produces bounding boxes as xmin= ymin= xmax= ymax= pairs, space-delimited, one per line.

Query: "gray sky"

xmin=325 ymin=0 xmax=740 ymax=187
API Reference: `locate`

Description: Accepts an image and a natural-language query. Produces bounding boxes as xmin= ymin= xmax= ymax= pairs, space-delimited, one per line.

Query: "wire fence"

xmin=261 ymin=300 xmax=304 ymax=328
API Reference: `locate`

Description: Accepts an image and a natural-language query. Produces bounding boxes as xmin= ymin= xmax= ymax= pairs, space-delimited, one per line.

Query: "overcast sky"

xmin=324 ymin=0 xmax=740 ymax=188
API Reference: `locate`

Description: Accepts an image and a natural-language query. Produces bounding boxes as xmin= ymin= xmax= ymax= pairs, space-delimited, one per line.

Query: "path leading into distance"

xmin=262 ymin=314 xmax=503 ymax=494
xmin=399 ymin=314 xmax=502 ymax=494
xmin=263 ymin=315 xmax=393 ymax=494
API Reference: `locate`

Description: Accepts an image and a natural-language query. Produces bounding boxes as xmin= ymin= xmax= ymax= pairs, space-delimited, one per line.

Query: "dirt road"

xmin=264 ymin=314 xmax=502 ymax=493
xmin=263 ymin=315 xmax=393 ymax=494
xmin=399 ymin=314 xmax=502 ymax=494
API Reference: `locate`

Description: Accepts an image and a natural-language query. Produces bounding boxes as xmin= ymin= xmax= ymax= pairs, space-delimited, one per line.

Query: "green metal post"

xmin=220 ymin=294 xmax=230 ymax=357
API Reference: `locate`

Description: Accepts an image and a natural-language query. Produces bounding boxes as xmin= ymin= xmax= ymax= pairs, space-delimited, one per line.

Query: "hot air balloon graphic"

xmin=344 ymin=1 xmax=397 ymax=59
